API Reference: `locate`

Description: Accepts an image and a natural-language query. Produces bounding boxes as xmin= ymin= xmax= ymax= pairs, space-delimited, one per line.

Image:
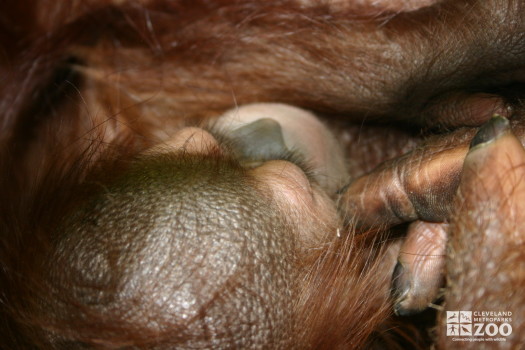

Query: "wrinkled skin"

xmin=1 ymin=0 xmax=525 ymax=349
xmin=349 ymin=116 xmax=525 ymax=348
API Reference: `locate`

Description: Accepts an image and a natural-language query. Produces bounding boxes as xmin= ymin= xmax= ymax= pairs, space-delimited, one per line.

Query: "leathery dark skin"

xmin=340 ymin=115 xmax=525 ymax=346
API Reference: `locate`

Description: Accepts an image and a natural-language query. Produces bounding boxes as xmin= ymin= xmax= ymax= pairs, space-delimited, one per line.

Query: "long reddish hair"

xmin=0 ymin=1 xmax=428 ymax=348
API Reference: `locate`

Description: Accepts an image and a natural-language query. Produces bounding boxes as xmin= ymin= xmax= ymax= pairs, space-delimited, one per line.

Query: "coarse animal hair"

xmin=3 ymin=0 xmax=523 ymax=349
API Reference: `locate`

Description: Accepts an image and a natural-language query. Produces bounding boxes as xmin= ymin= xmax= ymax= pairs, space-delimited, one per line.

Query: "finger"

xmin=338 ymin=129 xmax=472 ymax=230
xmin=392 ymin=221 xmax=447 ymax=316
xmin=440 ymin=116 xmax=525 ymax=347
xmin=421 ymin=92 xmax=511 ymax=128
xmin=297 ymin=0 xmax=441 ymax=13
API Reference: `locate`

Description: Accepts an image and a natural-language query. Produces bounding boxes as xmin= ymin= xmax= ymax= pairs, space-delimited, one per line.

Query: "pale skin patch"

xmin=250 ymin=160 xmax=341 ymax=246
xmin=215 ymin=103 xmax=349 ymax=195
xmin=251 ymin=160 xmax=316 ymax=208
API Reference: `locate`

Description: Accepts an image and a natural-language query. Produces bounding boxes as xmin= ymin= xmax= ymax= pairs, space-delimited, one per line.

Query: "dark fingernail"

xmin=392 ymin=261 xmax=414 ymax=316
xmin=391 ymin=261 xmax=410 ymax=301
xmin=394 ymin=301 xmax=420 ymax=317
xmin=469 ymin=115 xmax=510 ymax=149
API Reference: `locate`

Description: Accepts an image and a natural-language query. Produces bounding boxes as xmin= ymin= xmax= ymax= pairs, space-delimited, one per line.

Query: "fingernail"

xmin=391 ymin=261 xmax=413 ymax=316
xmin=391 ymin=261 xmax=410 ymax=301
xmin=469 ymin=115 xmax=510 ymax=149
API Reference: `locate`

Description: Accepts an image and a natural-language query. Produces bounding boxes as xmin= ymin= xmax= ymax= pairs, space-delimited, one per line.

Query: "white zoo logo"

xmin=446 ymin=310 xmax=513 ymax=338
xmin=446 ymin=311 xmax=472 ymax=336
